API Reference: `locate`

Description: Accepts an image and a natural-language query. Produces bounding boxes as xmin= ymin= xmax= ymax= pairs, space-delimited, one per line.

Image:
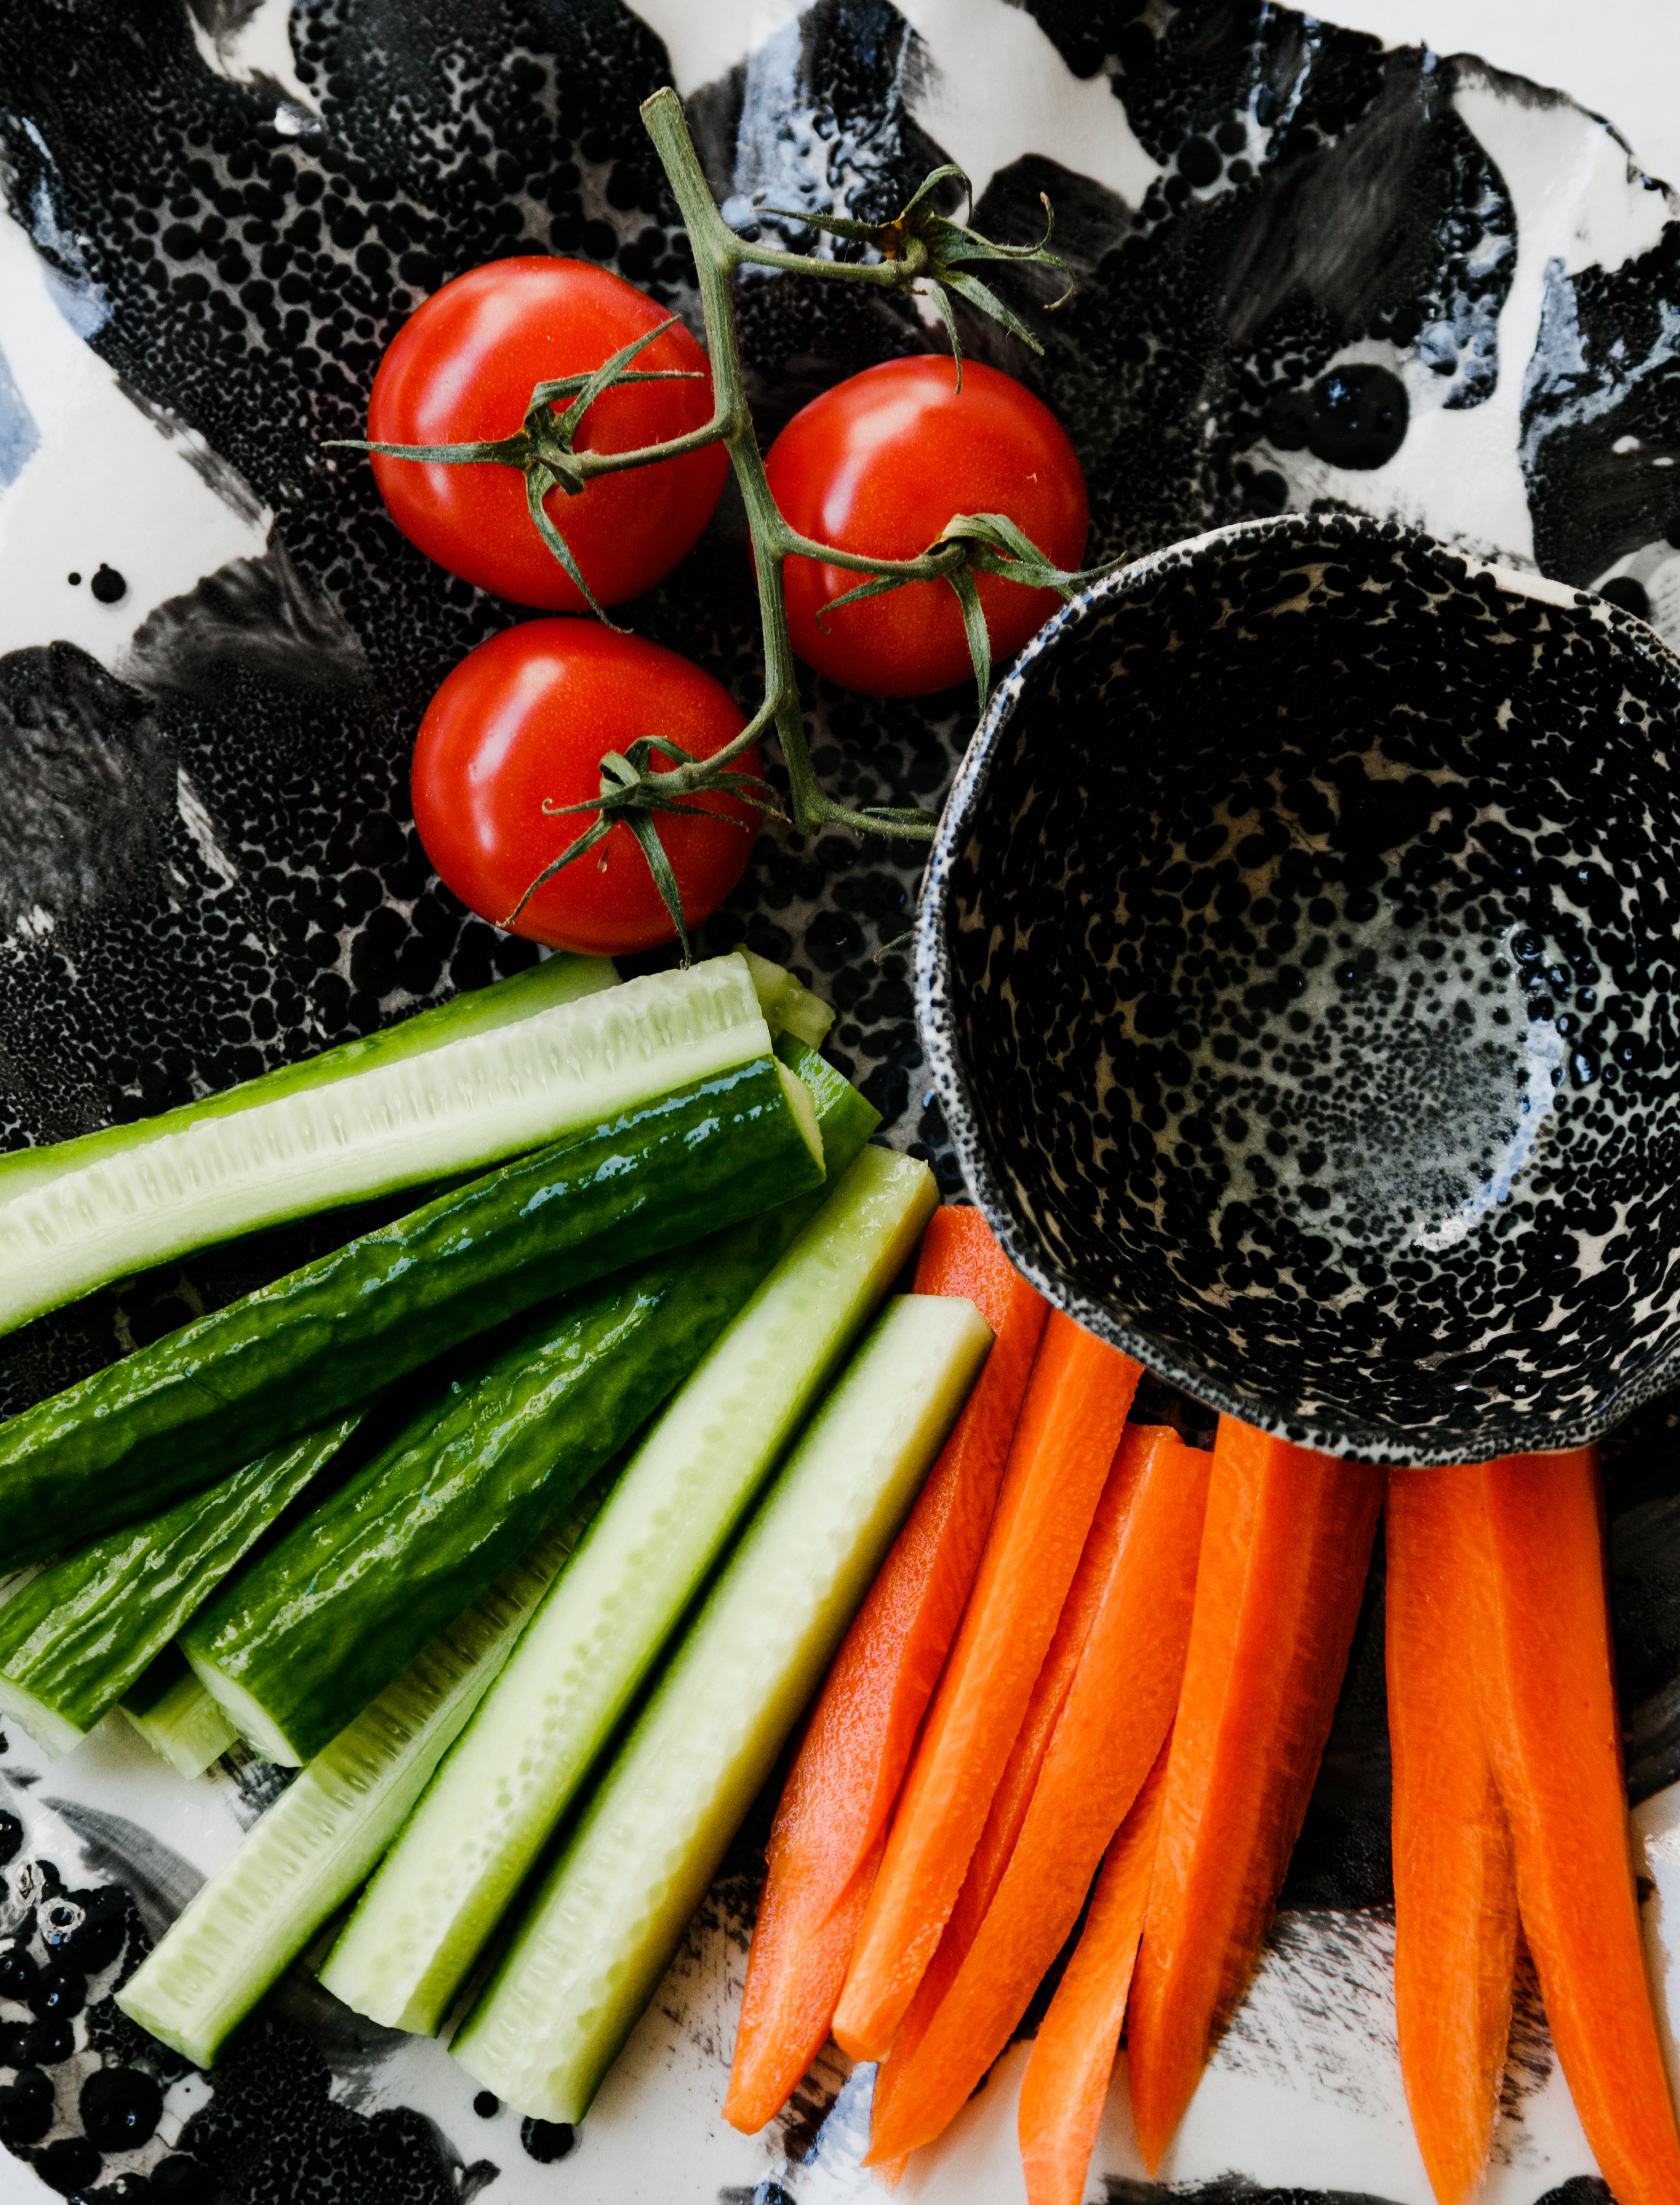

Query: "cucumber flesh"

xmin=118 ymin=1649 xmax=238 ymax=1779
xmin=0 ymin=952 xmax=616 ymax=1207
xmin=318 ymin=1143 xmax=936 ymax=2033
xmin=179 ymin=1058 xmax=862 ymax=1768
xmin=0 ymin=1048 xmax=824 ymax=1569
xmin=0 ymin=1415 xmax=361 ymax=1759
xmin=450 ymin=1293 xmax=993 ymax=2122
xmin=115 ymin=1483 xmax=608 ymax=2070
xmin=0 ymin=953 xmax=762 ymax=1341
xmin=741 ymin=950 xmax=834 ymax=1050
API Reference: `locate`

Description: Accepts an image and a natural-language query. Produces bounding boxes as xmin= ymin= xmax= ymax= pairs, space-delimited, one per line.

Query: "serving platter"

xmin=0 ymin=0 xmax=1679 ymax=2197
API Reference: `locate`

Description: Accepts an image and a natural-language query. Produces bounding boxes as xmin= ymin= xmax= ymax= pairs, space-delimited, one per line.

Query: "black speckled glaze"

xmin=920 ymin=512 xmax=1680 ymax=1463
xmin=6 ymin=0 xmax=1680 ymax=2193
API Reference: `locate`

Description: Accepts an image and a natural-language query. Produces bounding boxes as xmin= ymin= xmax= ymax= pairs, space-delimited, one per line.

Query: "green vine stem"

xmin=341 ymin=86 xmax=1119 ymax=952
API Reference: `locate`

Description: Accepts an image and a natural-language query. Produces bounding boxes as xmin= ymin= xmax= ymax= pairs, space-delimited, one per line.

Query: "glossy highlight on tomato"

xmin=765 ymin=356 xmax=1090 ymax=698
xmin=412 ymin=621 xmax=760 ymax=956
xmin=369 ymin=258 xmax=728 ymax=612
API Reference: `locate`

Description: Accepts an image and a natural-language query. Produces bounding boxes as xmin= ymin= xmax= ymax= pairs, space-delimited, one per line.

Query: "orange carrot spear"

xmin=834 ymin=1312 xmax=1142 ymax=2062
xmin=1470 ymin=1450 xmax=1680 ymax=2205
xmin=1017 ymin=1739 xmax=1173 ymax=2205
xmin=867 ymin=1427 xmax=1209 ymax=2162
xmin=1125 ymin=1417 xmax=1380 ymax=2167
xmin=1386 ymin=1464 xmax=1518 ymax=2204
xmin=724 ymin=1209 xmax=1046 ymax=2132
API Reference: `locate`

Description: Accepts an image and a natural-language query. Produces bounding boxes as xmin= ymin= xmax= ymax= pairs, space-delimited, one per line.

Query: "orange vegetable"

xmin=1385 ymin=1464 xmax=1518 ymax=2205
xmin=867 ymin=1426 xmax=1210 ymax=2163
xmin=1470 ymin=1450 xmax=1680 ymax=2205
xmin=834 ymin=1311 xmax=1143 ymax=2062
xmin=862 ymin=1492 xmax=1105 ymax=2189
xmin=865 ymin=1421 xmax=1150 ymax=2160
xmin=1126 ymin=1417 xmax=1381 ymax=2168
xmin=723 ymin=1207 xmax=1046 ymax=2133
xmin=1017 ymin=1738 xmax=1173 ymax=2205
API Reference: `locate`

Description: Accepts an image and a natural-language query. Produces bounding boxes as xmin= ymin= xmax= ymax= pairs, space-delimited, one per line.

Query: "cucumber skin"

xmin=118 ymin=1489 xmax=607 ymax=2069
xmin=0 ymin=1414 xmax=361 ymax=1754
xmin=450 ymin=1294 xmax=994 ymax=2122
xmin=316 ymin=1141 xmax=930 ymax=2034
xmin=0 ymin=1056 xmax=823 ymax=1569
xmin=184 ymin=1064 xmax=878 ymax=1767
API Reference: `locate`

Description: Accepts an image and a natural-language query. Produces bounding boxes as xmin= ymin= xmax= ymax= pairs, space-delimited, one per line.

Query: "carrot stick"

xmin=866 ymin=1427 xmax=1210 ymax=2162
xmin=863 ymin=1520 xmax=1103 ymax=2186
xmin=833 ymin=1312 xmax=1143 ymax=2063
xmin=1386 ymin=1465 xmax=1518 ymax=2205
xmin=1469 ymin=1450 xmax=1680 ymax=2205
xmin=1018 ymin=1738 xmax=1173 ymax=2205
xmin=1125 ymin=1416 xmax=1381 ymax=2170
xmin=865 ymin=1424 xmax=1151 ymax=2157
xmin=723 ymin=1208 xmax=1046 ymax=2132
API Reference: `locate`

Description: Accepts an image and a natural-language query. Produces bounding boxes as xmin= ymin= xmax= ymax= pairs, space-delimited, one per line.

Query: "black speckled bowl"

xmin=917 ymin=512 xmax=1680 ymax=1465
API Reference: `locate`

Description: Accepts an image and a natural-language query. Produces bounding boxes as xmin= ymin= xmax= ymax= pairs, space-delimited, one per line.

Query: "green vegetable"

xmin=182 ymin=1052 xmax=871 ymax=1767
xmin=0 ymin=1415 xmax=362 ymax=1759
xmin=0 ymin=949 xmax=637 ymax=1340
xmin=318 ymin=1141 xmax=934 ymax=2033
xmin=452 ymin=1292 xmax=993 ymax=2122
xmin=0 ymin=1047 xmax=824 ymax=1569
xmin=115 ymin=1489 xmax=605 ymax=2070
xmin=740 ymin=949 xmax=834 ymax=1050
xmin=118 ymin=1650 xmax=238 ymax=1779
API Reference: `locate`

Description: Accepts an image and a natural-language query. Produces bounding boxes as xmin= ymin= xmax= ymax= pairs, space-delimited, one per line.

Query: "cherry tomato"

xmin=368 ymin=258 xmax=728 ymax=612
xmin=764 ymin=356 xmax=1090 ymax=698
xmin=412 ymin=621 xmax=760 ymax=957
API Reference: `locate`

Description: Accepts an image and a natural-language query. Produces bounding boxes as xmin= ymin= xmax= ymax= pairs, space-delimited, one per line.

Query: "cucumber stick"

xmin=118 ymin=1650 xmax=238 ymax=1779
xmin=116 ymin=1486 xmax=607 ymax=2070
xmin=317 ymin=1142 xmax=936 ymax=2033
xmin=739 ymin=950 xmax=834 ymax=1050
xmin=181 ymin=1051 xmax=873 ymax=1767
xmin=0 ymin=949 xmax=632 ymax=1339
xmin=451 ymin=1293 xmax=993 ymax=2122
xmin=0 ymin=1048 xmax=823 ymax=1568
xmin=0 ymin=1414 xmax=361 ymax=1758
xmin=0 ymin=953 xmax=616 ymax=1211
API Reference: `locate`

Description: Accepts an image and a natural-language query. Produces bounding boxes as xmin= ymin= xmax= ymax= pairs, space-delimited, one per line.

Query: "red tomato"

xmin=765 ymin=356 xmax=1089 ymax=697
xmin=368 ymin=258 xmax=728 ymax=612
xmin=412 ymin=621 xmax=760 ymax=956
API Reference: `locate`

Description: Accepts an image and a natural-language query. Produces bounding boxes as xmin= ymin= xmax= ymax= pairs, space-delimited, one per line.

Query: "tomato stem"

xmin=345 ymin=86 xmax=1109 ymax=957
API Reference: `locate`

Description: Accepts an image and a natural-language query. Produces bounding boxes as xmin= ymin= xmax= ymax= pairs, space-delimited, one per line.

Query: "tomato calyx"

xmin=815 ymin=511 xmax=1126 ymax=718
xmin=505 ymin=725 xmax=783 ymax=965
xmin=751 ymin=163 xmax=1073 ymax=390
xmin=330 ymin=315 xmax=712 ymax=622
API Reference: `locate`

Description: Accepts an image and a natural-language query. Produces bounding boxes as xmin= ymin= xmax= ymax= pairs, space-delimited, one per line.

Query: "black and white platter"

xmin=3 ymin=0 xmax=1680 ymax=2197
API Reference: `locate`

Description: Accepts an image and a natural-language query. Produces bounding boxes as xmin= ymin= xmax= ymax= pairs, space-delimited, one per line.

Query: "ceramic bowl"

xmin=917 ymin=512 xmax=1680 ymax=1464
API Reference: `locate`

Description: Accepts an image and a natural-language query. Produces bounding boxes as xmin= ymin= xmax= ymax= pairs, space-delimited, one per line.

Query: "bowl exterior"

xmin=918 ymin=511 xmax=1680 ymax=1465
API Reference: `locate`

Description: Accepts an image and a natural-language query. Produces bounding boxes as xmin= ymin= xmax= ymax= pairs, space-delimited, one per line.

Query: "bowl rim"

xmin=913 ymin=507 xmax=1680 ymax=1466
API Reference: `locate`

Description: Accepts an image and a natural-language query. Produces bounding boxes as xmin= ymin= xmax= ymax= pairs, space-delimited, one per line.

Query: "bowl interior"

xmin=924 ymin=518 xmax=1680 ymax=1462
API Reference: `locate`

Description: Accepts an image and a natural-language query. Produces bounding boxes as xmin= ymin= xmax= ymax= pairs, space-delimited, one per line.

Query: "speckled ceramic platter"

xmin=2 ymin=3 xmax=1680 ymax=2200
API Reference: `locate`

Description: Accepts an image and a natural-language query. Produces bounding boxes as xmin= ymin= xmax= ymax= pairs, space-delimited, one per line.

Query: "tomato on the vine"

xmin=412 ymin=621 xmax=760 ymax=957
xmin=764 ymin=356 xmax=1090 ymax=698
xmin=368 ymin=258 xmax=728 ymax=612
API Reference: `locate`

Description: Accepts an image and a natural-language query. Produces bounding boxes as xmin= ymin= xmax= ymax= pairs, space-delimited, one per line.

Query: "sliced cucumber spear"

xmin=118 ymin=1649 xmax=238 ymax=1780
xmin=115 ymin=1484 xmax=608 ymax=2071
xmin=0 ymin=949 xmax=627 ymax=1341
xmin=318 ymin=1141 xmax=936 ymax=2034
xmin=181 ymin=1041 xmax=874 ymax=1767
xmin=0 ymin=1036 xmax=824 ymax=1568
xmin=739 ymin=949 xmax=834 ymax=1051
xmin=0 ymin=1413 xmax=362 ymax=1759
xmin=450 ymin=1292 xmax=993 ymax=2124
